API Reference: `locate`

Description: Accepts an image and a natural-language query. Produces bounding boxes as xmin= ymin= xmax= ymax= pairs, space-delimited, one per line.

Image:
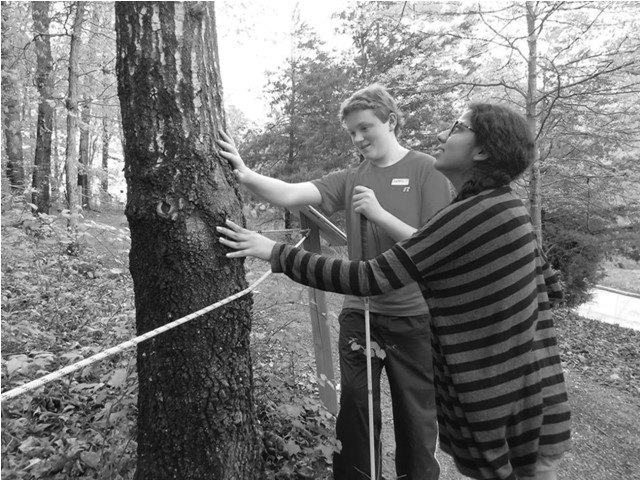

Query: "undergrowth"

xmin=1 ymin=205 xmax=335 ymax=479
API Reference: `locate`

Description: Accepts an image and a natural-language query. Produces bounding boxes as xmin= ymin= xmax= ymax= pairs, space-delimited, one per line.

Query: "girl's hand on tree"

xmin=353 ymin=185 xmax=385 ymax=223
xmin=217 ymin=130 xmax=250 ymax=183
xmin=217 ymin=220 xmax=276 ymax=261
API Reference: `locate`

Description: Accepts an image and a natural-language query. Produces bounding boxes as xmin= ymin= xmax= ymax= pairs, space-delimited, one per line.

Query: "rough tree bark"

xmin=32 ymin=0 xmax=54 ymax=213
xmin=115 ymin=2 xmax=263 ymax=478
xmin=65 ymin=1 xmax=85 ymax=232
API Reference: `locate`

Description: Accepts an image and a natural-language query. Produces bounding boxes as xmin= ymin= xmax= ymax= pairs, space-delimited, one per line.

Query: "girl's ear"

xmin=473 ymin=150 xmax=490 ymax=162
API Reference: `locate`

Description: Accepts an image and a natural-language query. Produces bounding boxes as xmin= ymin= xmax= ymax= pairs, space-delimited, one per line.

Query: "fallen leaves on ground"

xmin=555 ymin=308 xmax=640 ymax=398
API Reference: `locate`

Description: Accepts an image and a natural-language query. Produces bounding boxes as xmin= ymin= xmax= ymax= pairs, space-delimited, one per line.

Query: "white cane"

xmin=360 ymin=214 xmax=377 ymax=480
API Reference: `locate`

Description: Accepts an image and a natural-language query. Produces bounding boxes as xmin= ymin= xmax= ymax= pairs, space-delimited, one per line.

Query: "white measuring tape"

xmin=1 ymin=233 xmax=309 ymax=403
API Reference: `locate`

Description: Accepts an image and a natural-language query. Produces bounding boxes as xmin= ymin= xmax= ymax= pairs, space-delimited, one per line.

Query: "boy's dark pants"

xmin=333 ymin=309 xmax=439 ymax=480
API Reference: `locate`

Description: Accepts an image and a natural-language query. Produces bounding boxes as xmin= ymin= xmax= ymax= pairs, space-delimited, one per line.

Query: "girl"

xmin=217 ymin=103 xmax=571 ymax=480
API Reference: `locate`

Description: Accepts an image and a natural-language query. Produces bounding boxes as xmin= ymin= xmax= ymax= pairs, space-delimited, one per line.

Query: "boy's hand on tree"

xmin=353 ymin=185 xmax=385 ymax=224
xmin=217 ymin=220 xmax=275 ymax=261
xmin=217 ymin=130 xmax=250 ymax=183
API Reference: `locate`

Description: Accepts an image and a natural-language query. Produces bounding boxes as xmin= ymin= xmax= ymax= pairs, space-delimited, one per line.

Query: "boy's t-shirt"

xmin=311 ymin=150 xmax=451 ymax=316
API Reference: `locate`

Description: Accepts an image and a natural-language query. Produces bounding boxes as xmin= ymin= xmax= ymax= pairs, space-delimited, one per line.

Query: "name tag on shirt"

xmin=391 ymin=178 xmax=410 ymax=186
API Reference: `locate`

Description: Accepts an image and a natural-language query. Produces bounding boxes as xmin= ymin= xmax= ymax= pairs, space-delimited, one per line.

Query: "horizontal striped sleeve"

xmin=539 ymin=251 xmax=563 ymax=304
xmin=269 ymin=242 xmax=419 ymax=297
xmin=314 ymin=255 xmax=328 ymax=292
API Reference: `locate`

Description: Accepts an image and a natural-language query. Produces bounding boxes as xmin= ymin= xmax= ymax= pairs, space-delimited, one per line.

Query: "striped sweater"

xmin=270 ymin=187 xmax=571 ymax=480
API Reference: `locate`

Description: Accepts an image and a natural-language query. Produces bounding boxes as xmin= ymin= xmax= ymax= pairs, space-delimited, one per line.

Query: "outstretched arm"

xmin=217 ymin=130 xmax=322 ymax=208
xmin=217 ymin=220 xmax=420 ymax=296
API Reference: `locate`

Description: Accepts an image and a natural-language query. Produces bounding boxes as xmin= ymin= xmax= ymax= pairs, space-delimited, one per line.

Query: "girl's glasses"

xmin=447 ymin=120 xmax=475 ymax=139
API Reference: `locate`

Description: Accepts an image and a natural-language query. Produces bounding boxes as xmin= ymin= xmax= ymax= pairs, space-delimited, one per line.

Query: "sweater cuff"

xmin=270 ymin=242 xmax=286 ymax=273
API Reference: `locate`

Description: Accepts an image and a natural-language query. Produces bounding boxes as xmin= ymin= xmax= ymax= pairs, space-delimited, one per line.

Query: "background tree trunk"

xmin=2 ymin=2 xmax=25 ymax=195
xmin=51 ymin=109 xmax=62 ymax=203
xmin=526 ymin=1 xmax=543 ymax=243
xmin=65 ymin=1 xmax=85 ymax=232
xmin=32 ymin=0 xmax=54 ymax=214
xmin=101 ymin=116 xmax=111 ymax=203
xmin=115 ymin=2 xmax=263 ymax=478
xmin=78 ymin=100 xmax=91 ymax=209
xmin=2 ymin=95 xmax=24 ymax=194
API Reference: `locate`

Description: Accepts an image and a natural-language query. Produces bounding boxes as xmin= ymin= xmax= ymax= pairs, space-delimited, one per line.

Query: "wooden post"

xmin=297 ymin=206 xmax=346 ymax=415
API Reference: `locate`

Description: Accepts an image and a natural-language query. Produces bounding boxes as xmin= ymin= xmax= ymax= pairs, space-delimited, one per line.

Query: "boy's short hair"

xmin=339 ymin=84 xmax=403 ymax=137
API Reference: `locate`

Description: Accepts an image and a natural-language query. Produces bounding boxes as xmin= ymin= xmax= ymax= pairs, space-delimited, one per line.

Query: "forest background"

xmin=1 ymin=1 xmax=640 ymax=479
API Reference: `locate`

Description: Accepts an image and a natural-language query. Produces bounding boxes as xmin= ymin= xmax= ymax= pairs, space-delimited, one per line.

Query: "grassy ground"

xmin=599 ymin=257 xmax=640 ymax=295
xmin=2 ymin=207 xmax=639 ymax=479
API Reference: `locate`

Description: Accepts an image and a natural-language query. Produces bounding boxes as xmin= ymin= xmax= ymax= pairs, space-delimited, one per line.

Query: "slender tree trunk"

xmin=78 ymin=100 xmax=91 ymax=209
xmin=65 ymin=1 xmax=85 ymax=232
xmin=101 ymin=116 xmax=111 ymax=202
xmin=284 ymin=11 xmax=299 ymax=240
xmin=526 ymin=2 xmax=542 ymax=243
xmin=32 ymin=1 xmax=54 ymax=213
xmin=52 ymin=109 xmax=62 ymax=203
xmin=2 ymin=95 xmax=24 ymax=193
xmin=115 ymin=2 xmax=263 ymax=478
xmin=287 ymin=29 xmax=296 ymax=167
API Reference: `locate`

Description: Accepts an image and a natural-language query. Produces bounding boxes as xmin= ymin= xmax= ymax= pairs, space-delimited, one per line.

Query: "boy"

xmin=217 ymin=84 xmax=451 ymax=480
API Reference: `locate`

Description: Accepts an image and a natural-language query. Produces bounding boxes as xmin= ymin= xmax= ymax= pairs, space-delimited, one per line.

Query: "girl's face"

xmin=433 ymin=110 xmax=486 ymax=186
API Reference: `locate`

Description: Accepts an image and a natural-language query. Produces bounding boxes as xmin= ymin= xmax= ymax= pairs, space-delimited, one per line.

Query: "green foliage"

xmin=1 ymin=204 xmax=136 ymax=479
xmin=239 ymin=20 xmax=359 ymax=184
xmin=1 ymin=206 xmax=337 ymax=479
xmin=543 ymin=216 xmax=606 ymax=308
xmin=254 ymin=354 xmax=336 ymax=480
xmin=334 ymin=2 xmax=464 ymax=151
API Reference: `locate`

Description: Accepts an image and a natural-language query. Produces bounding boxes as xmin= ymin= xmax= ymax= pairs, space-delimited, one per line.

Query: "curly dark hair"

xmin=454 ymin=103 xmax=536 ymax=202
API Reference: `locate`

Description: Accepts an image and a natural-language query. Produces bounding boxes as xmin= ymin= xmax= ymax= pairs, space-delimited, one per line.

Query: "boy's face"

xmin=343 ymin=109 xmax=396 ymax=163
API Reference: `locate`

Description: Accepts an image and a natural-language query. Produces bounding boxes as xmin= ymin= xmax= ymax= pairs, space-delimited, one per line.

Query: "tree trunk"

xmin=2 ymin=95 xmax=24 ymax=194
xmin=78 ymin=101 xmax=91 ymax=209
xmin=115 ymin=3 xmax=263 ymax=478
xmin=65 ymin=1 xmax=85 ymax=232
xmin=32 ymin=1 xmax=54 ymax=214
xmin=52 ymin=109 xmax=62 ymax=203
xmin=526 ymin=2 xmax=543 ymax=243
xmin=2 ymin=4 xmax=25 ymax=195
xmin=101 ymin=116 xmax=111 ymax=203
